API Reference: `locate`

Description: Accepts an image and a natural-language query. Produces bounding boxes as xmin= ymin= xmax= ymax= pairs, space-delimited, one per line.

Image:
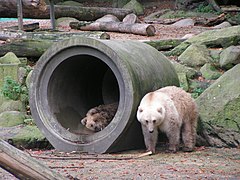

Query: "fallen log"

xmin=0 ymin=139 xmax=65 ymax=179
xmin=143 ymin=38 xmax=186 ymax=51
xmin=0 ymin=32 xmax=184 ymax=57
xmin=0 ymin=5 xmax=133 ymax=21
xmin=6 ymin=22 xmax=40 ymax=31
xmin=0 ymin=30 xmax=110 ymax=41
xmin=0 ymin=0 xmax=46 ymax=12
xmin=0 ymin=31 xmax=110 ymax=57
xmin=70 ymin=21 xmax=156 ymax=36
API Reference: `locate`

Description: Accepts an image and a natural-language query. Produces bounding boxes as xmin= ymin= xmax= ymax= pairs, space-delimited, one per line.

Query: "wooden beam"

xmin=0 ymin=139 xmax=65 ymax=180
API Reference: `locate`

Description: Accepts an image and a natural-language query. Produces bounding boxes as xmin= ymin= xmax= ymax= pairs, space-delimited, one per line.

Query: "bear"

xmin=81 ymin=102 xmax=118 ymax=132
xmin=136 ymin=86 xmax=198 ymax=154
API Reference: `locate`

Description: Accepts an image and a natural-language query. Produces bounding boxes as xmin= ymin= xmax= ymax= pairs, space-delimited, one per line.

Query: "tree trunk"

xmin=70 ymin=21 xmax=156 ymax=36
xmin=143 ymin=38 xmax=186 ymax=51
xmin=0 ymin=4 xmax=133 ymax=21
xmin=0 ymin=139 xmax=65 ymax=180
xmin=0 ymin=30 xmax=110 ymax=57
xmin=0 ymin=0 xmax=46 ymax=12
xmin=0 ymin=30 xmax=185 ymax=57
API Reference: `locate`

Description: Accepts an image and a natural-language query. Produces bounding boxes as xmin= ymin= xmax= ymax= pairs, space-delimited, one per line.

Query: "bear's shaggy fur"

xmin=137 ymin=86 xmax=198 ymax=153
xmin=81 ymin=102 xmax=118 ymax=132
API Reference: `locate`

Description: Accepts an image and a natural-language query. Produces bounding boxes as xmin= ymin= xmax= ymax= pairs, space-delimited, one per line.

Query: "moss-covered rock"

xmin=123 ymin=0 xmax=144 ymax=15
xmin=219 ymin=45 xmax=240 ymax=69
xmin=0 ymin=52 xmax=20 ymax=64
xmin=171 ymin=60 xmax=198 ymax=79
xmin=200 ymin=63 xmax=222 ymax=80
xmin=169 ymin=25 xmax=240 ymax=56
xmin=196 ymin=64 xmax=240 ymax=147
xmin=56 ymin=17 xmax=79 ymax=28
xmin=11 ymin=125 xmax=49 ymax=149
xmin=177 ymin=73 xmax=189 ymax=91
xmin=57 ymin=0 xmax=82 ymax=6
xmin=0 ymin=99 xmax=25 ymax=113
xmin=209 ymin=49 xmax=222 ymax=64
xmin=178 ymin=44 xmax=213 ymax=67
xmin=0 ymin=111 xmax=25 ymax=127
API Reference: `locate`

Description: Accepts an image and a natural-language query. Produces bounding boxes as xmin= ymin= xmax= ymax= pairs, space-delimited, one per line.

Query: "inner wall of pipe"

xmin=215 ymin=0 xmax=240 ymax=6
xmin=47 ymin=55 xmax=120 ymax=134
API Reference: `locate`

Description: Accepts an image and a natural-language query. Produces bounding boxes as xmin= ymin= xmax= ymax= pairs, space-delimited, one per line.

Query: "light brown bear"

xmin=81 ymin=102 xmax=118 ymax=132
xmin=137 ymin=86 xmax=198 ymax=153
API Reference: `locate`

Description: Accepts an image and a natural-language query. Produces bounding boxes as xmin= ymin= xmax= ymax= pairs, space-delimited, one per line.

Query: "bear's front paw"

xmin=182 ymin=147 xmax=194 ymax=152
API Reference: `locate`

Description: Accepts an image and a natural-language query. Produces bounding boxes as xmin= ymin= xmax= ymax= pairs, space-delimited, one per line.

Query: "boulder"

xmin=123 ymin=0 xmax=144 ymax=15
xmin=0 ymin=99 xmax=25 ymax=113
xmin=56 ymin=17 xmax=79 ymax=28
xmin=11 ymin=125 xmax=48 ymax=149
xmin=0 ymin=111 xmax=25 ymax=127
xmin=171 ymin=18 xmax=195 ymax=27
xmin=0 ymin=52 xmax=20 ymax=64
xmin=0 ymin=125 xmax=49 ymax=149
xmin=200 ymin=63 xmax=222 ymax=80
xmin=57 ymin=1 xmax=82 ymax=6
xmin=96 ymin=14 xmax=120 ymax=23
xmin=196 ymin=64 xmax=240 ymax=147
xmin=209 ymin=48 xmax=222 ymax=64
xmin=178 ymin=44 xmax=213 ymax=67
xmin=0 ymin=52 xmax=20 ymax=88
xmin=26 ymin=70 xmax=33 ymax=89
xmin=219 ymin=45 xmax=240 ymax=69
xmin=171 ymin=60 xmax=198 ymax=78
xmin=213 ymin=21 xmax=232 ymax=29
xmin=177 ymin=73 xmax=189 ymax=91
xmin=169 ymin=25 xmax=240 ymax=56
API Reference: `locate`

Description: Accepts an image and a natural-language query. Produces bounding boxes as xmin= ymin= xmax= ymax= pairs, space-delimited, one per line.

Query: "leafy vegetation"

xmin=195 ymin=4 xmax=216 ymax=14
xmin=1 ymin=76 xmax=28 ymax=101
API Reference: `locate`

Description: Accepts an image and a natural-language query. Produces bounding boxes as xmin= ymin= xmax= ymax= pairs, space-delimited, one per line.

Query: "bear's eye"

xmin=153 ymin=120 xmax=156 ymax=123
xmin=90 ymin=124 xmax=94 ymax=127
xmin=145 ymin=120 xmax=149 ymax=124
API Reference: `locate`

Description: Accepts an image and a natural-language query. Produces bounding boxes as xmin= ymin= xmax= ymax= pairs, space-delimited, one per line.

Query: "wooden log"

xmin=0 ymin=0 xmax=46 ymax=12
xmin=0 ymin=139 xmax=65 ymax=179
xmin=0 ymin=5 xmax=133 ymax=21
xmin=0 ymin=31 xmax=110 ymax=57
xmin=70 ymin=21 xmax=156 ymax=36
xmin=142 ymin=38 xmax=186 ymax=51
xmin=6 ymin=22 xmax=40 ymax=31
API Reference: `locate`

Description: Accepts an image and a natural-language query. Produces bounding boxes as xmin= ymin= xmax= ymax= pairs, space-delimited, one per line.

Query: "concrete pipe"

xmin=208 ymin=0 xmax=240 ymax=11
xmin=29 ymin=37 xmax=179 ymax=154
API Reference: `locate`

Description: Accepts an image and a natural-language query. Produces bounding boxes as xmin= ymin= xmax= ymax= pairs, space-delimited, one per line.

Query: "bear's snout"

xmin=149 ymin=130 xmax=154 ymax=133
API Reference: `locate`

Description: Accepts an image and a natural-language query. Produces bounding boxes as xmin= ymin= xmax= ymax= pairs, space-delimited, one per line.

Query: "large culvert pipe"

xmin=208 ymin=0 xmax=240 ymax=11
xmin=29 ymin=37 xmax=179 ymax=154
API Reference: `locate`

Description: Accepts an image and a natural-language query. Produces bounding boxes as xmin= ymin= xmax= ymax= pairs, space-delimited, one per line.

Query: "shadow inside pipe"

xmin=215 ymin=0 xmax=240 ymax=6
xmin=47 ymin=54 xmax=120 ymax=135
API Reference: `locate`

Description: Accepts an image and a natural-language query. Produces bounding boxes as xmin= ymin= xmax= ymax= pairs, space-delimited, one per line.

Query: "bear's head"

xmin=81 ymin=111 xmax=109 ymax=132
xmin=136 ymin=105 xmax=165 ymax=133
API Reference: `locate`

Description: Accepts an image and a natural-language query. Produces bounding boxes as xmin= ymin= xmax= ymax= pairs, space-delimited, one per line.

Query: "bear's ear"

xmin=88 ymin=108 xmax=98 ymax=115
xmin=81 ymin=118 xmax=87 ymax=125
xmin=138 ymin=107 xmax=143 ymax=113
xmin=157 ymin=107 xmax=163 ymax=114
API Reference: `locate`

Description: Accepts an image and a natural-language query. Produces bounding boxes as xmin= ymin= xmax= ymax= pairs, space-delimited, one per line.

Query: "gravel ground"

xmin=2 ymin=147 xmax=239 ymax=179
xmin=9 ymin=147 xmax=240 ymax=179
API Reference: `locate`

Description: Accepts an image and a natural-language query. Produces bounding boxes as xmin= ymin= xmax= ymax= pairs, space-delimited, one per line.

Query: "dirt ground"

xmin=34 ymin=147 xmax=240 ymax=179
xmin=1 ymin=147 xmax=239 ymax=179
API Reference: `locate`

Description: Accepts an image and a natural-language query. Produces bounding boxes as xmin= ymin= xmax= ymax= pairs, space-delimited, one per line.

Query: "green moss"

xmin=12 ymin=125 xmax=47 ymax=148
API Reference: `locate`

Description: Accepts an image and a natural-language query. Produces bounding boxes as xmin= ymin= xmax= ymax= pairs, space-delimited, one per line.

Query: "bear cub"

xmin=81 ymin=102 xmax=118 ymax=132
xmin=137 ymin=86 xmax=198 ymax=153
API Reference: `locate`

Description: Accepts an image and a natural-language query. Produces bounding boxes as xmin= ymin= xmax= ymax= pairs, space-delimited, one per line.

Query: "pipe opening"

xmin=47 ymin=54 xmax=120 ymax=135
xmin=215 ymin=0 xmax=240 ymax=6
